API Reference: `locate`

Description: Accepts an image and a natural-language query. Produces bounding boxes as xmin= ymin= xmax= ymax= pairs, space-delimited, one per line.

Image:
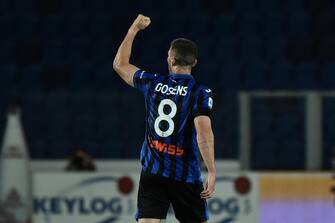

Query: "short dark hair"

xmin=170 ymin=38 xmax=198 ymax=67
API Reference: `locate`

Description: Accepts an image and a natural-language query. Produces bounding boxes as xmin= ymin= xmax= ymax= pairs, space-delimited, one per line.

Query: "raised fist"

xmin=130 ymin=14 xmax=151 ymax=31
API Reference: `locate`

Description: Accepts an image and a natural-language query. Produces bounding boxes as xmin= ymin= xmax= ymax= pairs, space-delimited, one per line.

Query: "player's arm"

xmin=113 ymin=14 xmax=151 ymax=87
xmin=195 ymin=116 xmax=216 ymax=199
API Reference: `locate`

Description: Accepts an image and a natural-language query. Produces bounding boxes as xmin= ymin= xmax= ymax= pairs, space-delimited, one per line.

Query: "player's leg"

xmin=136 ymin=171 xmax=170 ymax=221
xmin=169 ymin=181 xmax=209 ymax=223
xmin=138 ymin=219 xmax=161 ymax=223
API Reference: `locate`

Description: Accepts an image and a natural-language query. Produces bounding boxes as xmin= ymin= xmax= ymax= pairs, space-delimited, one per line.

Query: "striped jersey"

xmin=133 ymin=70 xmax=213 ymax=184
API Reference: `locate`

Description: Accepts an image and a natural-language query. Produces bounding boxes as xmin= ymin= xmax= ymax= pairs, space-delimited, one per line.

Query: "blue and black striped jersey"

xmin=133 ymin=70 xmax=213 ymax=184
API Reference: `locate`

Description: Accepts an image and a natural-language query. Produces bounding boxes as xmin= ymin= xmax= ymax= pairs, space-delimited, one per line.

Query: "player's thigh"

xmin=137 ymin=171 xmax=170 ymax=220
xmin=138 ymin=218 xmax=161 ymax=223
xmin=169 ymin=182 xmax=208 ymax=223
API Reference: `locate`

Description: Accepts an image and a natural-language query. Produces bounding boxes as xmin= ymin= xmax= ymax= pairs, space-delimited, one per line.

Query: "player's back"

xmin=133 ymin=70 xmax=213 ymax=184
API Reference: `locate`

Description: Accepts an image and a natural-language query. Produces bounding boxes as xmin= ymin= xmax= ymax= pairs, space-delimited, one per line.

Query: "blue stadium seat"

xmin=0 ymin=41 xmax=16 ymax=64
xmin=217 ymin=36 xmax=239 ymax=62
xmin=47 ymin=115 xmax=71 ymax=140
xmin=63 ymin=0 xmax=88 ymax=14
xmin=213 ymin=13 xmax=236 ymax=35
xmin=293 ymin=63 xmax=318 ymax=89
xmin=288 ymin=12 xmax=311 ymax=38
xmin=269 ymin=62 xmax=292 ymax=89
xmin=277 ymin=140 xmax=305 ymax=169
xmin=0 ymin=64 xmax=18 ymax=89
xmin=89 ymin=14 xmax=112 ymax=38
xmin=69 ymin=90 xmax=95 ymax=116
xmin=265 ymin=36 xmax=287 ymax=63
xmin=46 ymin=90 xmax=70 ymax=115
xmin=244 ymin=61 xmax=268 ymax=89
xmin=261 ymin=13 xmax=285 ymax=37
xmin=220 ymin=62 xmax=241 ymax=90
xmin=259 ymin=0 xmax=281 ymax=11
xmin=284 ymin=0 xmax=304 ymax=12
xmin=240 ymin=36 xmax=263 ymax=63
xmin=0 ymin=0 xmax=12 ymax=14
xmin=20 ymin=64 xmax=43 ymax=90
xmin=70 ymin=64 xmax=93 ymax=89
xmin=91 ymin=38 xmax=114 ymax=64
xmin=186 ymin=15 xmax=209 ymax=37
xmin=235 ymin=0 xmax=257 ymax=11
xmin=22 ymin=90 xmax=46 ymax=116
xmin=43 ymin=40 xmax=65 ymax=64
xmin=252 ymin=140 xmax=278 ymax=169
xmin=15 ymin=14 xmax=38 ymax=41
xmin=66 ymin=38 xmax=90 ymax=64
xmin=321 ymin=63 xmax=335 ymax=88
xmin=71 ymin=114 xmax=97 ymax=141
xmin=29 ymin=139 xmax=48 ymax=159
xmin=41 ymin=16 xmax=64 ymax=41
xmin=0 ymin=14 xmax=15 ymax=41
xmin=64 ymin=13 xmax=89 ymax=38
xmin=48 ymin=139 xmax=72 ymax=158
xmin=237 ymin=12 xmax=260 ymax=35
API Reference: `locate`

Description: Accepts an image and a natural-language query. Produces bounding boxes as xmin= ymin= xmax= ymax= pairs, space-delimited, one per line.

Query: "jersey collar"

xmin=169 ymin=73 xmax=194 ymax=79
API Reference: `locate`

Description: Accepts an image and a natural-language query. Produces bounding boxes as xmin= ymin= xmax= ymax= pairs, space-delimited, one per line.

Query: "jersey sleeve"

xmin=193 ymin=86 xmax=213 ymax=117
xmin=133 ymin=70 xmax=158 ymax=93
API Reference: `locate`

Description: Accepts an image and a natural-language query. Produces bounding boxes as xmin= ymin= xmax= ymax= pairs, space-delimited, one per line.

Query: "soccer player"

xmin=113 ymin=14 xmax=216 ymax=223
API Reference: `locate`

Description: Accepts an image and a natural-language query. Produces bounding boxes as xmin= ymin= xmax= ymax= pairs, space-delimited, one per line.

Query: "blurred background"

xmin=0 ymin=0 xmax=335 ymax=222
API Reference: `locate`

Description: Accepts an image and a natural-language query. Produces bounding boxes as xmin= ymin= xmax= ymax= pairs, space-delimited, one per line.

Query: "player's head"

xmin=168 ymin=38 xmax=198 ymax=73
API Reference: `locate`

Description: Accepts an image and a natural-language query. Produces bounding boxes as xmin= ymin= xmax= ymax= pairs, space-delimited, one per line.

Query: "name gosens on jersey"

xmin=133 ymin=70 xmax=213 ymax=184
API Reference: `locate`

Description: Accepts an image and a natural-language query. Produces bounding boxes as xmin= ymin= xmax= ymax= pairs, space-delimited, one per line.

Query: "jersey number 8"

xmin=154 ymin=99 xmax=177 ymax=137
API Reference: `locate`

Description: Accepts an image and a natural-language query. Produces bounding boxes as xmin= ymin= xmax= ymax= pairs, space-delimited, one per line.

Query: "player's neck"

xmin=171 ymin=67 xmax=192 ymax=75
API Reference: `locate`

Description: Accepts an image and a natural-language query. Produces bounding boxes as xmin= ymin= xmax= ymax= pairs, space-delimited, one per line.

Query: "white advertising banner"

xmin=33 ymin=172 xmax=259 ymax=223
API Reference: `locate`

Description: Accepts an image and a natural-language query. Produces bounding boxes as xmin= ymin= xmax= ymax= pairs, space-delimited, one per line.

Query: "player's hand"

xmin=130 ymin=14 xmax=151 ymax=32
xmin=200 ymin=172 xmax=216 ymax=199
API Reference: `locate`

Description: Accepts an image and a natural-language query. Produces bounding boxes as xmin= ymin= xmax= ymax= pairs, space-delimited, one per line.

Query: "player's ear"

xmin=170 ymin=57 xmax=176 ymax=66
xmin=192 ymin=59 xmax=198 ymax=67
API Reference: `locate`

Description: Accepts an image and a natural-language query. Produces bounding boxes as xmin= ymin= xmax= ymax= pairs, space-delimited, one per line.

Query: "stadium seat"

xmin=261 ymin=13 xmax=285 ymax=37
xmin=240 ymin=36 xmax=263 ymax=63
xmin=243 ymin=61 xmax=268 ymax=89
xmin=269 ymin=62 xmax=292 ymax=89
xmin=64 ymin=13 xmax=89 ymax=38
xmin=15 ymin=14 xmax=39 ymax=41
xmin=321 ymin=63 xmax=335 ymax=88
xmin=46 ymin=90 xmax=70 ymax=115
xmin=69 ymin=64 xmax=93 ymax=89
xmin=48 ymin=139 xmax=73 ymax=159
xmin=213 ymin=13 xmax=237 ymax=35
xmin=41 ymin=16 xmax=64 ymax=41
xmin=293 ymin=63 xmax=318 ymax=89
xmin=0 ymin=14 xmax=15 ymax=41
xmin=0 ymin=41 xmax=16 ymax=64
xmin=288 ymin=12 xmax=311 ymax=38
xmin=252 ymin=140 xmax=278 ymax=170
xmin=284 ymin=0 xmax=304 ymax=12
xmin=216 ymin=36 xmax=239 ymax=62
xmin=42 ymin=40 xmax=65 ymax=64
xmin=264 ymin=36 xmax=287 ymax=63
xmin=0 ymin=64 xmax=18 ymax=89
xmin=277 ymin=140 xmax=305 ymax=169
xmin=237 ymin=12 xmax=260 ymax=35
xmin=69 ymin=90 xmax=95 ymax=116
xmin=20 ymin=64 xmax=43 ymax=90
xmin=234 ymin=0 xmax=257 ymax=11
xmin=220 ymin=62 xmax=242 ymax=90
xmin=259 ymin=0 xmax=281 ymax=11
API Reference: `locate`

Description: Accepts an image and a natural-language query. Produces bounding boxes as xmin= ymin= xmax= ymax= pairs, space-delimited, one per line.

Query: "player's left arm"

xmin=113 ymin=14 xmax=151 ymax=87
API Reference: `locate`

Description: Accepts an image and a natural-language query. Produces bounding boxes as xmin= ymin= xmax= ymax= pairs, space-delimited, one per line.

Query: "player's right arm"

xmin=193 ymin=87 xmax=216 ymax=199
xmin=113 ymin=14 xmax=151 ymax=87
xmin=195 ymin=116 xmax=216 ymax=199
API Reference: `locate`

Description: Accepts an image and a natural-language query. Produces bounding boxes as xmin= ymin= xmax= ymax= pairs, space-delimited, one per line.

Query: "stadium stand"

xmin=0 ymin=0 xmax=334 ymax=170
